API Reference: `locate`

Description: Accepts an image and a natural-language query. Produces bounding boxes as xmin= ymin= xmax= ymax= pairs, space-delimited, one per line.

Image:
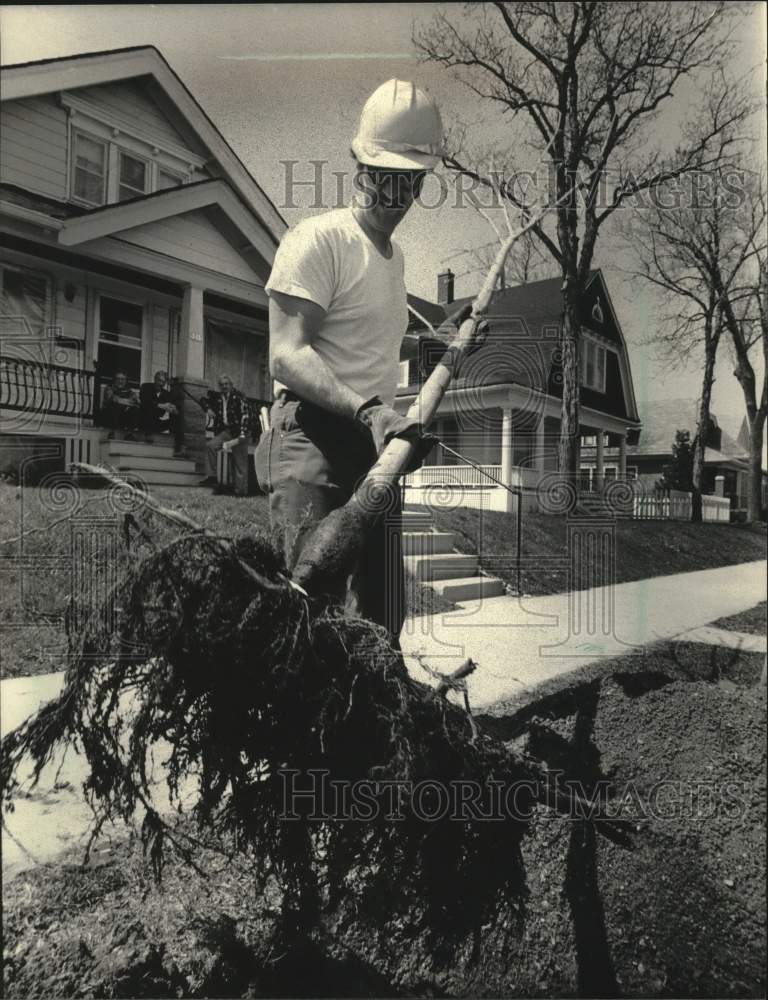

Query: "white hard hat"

xmin=352 ymin=79 xmax=443 ymax=171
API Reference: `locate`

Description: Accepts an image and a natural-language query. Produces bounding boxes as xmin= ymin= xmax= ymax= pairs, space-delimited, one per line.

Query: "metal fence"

xmin=0 ymin=354 xmax=94 ymax=420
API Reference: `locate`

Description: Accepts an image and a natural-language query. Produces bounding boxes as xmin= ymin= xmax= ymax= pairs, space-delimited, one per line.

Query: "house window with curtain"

xmin=0 ymin=264 xmax=52 ymax=338
xmin=118 ymin=151 xmax=149 ymax=201
xmin=72 ymin=131 xmax=108 ymax=206
xmin=580 ymin=337 xmax=607 ymax=392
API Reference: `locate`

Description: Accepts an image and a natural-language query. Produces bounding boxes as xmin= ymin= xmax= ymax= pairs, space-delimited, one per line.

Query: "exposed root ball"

xmin=1 ymin=533 xmax=541 ymax=928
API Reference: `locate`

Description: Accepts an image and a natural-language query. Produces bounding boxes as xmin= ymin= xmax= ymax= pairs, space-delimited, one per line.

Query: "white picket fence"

xmin=403 ymin=465 xmax=732 ymax=521
xmin=630 ymin=488 xmax=730 ymax=522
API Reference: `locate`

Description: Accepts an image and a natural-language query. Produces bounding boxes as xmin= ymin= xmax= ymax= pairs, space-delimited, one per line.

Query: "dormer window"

xmin=73 ymin=132 xmax=107 ymax=205
xmin=62 ymin=90 xmax=204 ymax=207
xmin=118 ymin=151 xmax=149 ymax=201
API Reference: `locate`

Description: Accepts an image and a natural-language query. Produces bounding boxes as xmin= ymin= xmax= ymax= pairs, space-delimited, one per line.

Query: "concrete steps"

xmin=118 ymin=468 xmax=202 ymax=488
xmin=402 ymin=531 xmax=456 ymax=555
xmin=405 ymin=552 xmax=480 ymax=581
xmin=104 ymin=439 xmax=200 ymax=488
xmin=431 ymin=576 xmax=506 ymax=602
xmin=401 ymin=506 xmax=506 ymax=601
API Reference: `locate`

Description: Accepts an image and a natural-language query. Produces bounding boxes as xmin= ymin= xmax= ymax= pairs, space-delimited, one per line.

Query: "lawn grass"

xmin=0 ymin=481 xmax=449 ymax=679
xmin=2 ymin=481 xmax=764 ymax=679
xmin=417 ymin=504 xmax=767 ymax=596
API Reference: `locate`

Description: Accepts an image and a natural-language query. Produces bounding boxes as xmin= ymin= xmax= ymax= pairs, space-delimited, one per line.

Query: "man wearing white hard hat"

xmin=257 ymin=79 xmax=476 ymax=641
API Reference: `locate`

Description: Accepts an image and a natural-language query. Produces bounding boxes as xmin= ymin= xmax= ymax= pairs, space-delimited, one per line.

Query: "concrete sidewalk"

xmin=2 ymin=558 xmax=765 ymax=880
xmin=400 ymin=559 xmax=767 ymax=708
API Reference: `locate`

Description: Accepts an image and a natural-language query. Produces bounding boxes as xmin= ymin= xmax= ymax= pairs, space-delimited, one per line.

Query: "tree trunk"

xmin=557 ymin=283 xmax=581 ymax=484
xmin=691 ymin=328 xmax=717 ymax=523
xmin=747 ymin=411 xmax=766 ymax=522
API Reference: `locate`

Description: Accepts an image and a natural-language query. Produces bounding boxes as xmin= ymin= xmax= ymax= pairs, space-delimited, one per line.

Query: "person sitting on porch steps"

xmin=199 ymin=374 xmax=250 ymax=495
xmin=102 ymin=371 xmax=139 ymax=440
xmin=140 ymin=370 xmax=186 ymax=457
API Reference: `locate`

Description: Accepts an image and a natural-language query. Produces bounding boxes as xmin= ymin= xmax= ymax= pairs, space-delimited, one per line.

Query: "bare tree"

xmin=626 ymin=177 xmax=729 ymax=522
xmin=445 ymin=225 xmax=557 ymax=289
xmin=717 ymin=177 xmax=768 ymax=521
xmin=415 ymin=1 xmax=748 ymax=478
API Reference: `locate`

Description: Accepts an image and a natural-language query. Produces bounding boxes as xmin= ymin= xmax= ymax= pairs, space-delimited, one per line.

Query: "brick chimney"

xmin=437 ymin=268 xmax=454 ymax=306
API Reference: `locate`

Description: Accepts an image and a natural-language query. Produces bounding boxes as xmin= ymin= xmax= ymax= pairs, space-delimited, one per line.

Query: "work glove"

xmin=355 ymin=396 xmax=438 ymax=472
xmin=436 ymin=302 xmax=490 ymax=355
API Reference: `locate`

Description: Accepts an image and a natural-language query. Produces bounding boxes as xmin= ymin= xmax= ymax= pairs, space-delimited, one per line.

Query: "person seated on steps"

xmin=102 ymin=371 xmax=139 ymax=441
xmin=199 ymin=374 xmax=250 ymax=494
xmin=139 ymin=370 xmax=187 ymax=457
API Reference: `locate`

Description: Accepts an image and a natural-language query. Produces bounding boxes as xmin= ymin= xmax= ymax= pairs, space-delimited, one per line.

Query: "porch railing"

xmin=0 ymin=354 xmax=94 ymax=421
xmin=404 ymin=463 xmax=503 ymax=488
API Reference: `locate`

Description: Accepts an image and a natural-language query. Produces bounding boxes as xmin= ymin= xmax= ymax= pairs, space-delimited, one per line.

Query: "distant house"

xmin=395 ymin=268 xmax=642 ymax=511
xmin=627 ymin=398 xmax=768 ymax=515
xmin=0 ymin=46 xmax=286 ymax=485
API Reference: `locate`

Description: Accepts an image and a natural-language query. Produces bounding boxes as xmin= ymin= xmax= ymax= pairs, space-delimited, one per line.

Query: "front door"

xmin=94 ymin=294 xmax=144 ymax=418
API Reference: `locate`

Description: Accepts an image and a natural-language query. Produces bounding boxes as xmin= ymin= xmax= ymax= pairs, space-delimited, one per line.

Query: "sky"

xmin=1 ymin=3 xmax=766 ymax=421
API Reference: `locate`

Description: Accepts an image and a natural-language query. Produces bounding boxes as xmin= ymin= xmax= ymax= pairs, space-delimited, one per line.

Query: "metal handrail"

xmin=0 ymin=354 xmax=94 ymax=420
xmin=433 ymin=441 xmax=523 ymax=596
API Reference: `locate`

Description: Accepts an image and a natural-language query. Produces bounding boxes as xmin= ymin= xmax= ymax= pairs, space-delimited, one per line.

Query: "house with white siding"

xmin=0 ymin=46 xmax=285 ymax=485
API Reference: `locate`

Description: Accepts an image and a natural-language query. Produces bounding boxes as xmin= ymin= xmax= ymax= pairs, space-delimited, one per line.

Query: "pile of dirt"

xmin=4 ymin=642 xmax=765 ymax=998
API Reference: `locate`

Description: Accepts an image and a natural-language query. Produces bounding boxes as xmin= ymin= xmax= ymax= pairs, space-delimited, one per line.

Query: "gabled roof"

xmin=406 ymin=293 xmax=447 ymax=332
xmin=56 ymin=178 xmax=274 ymax=265
xmin=401 ymin=271 xmax=640 ymax=424
xmin=0 ymin=46 xmax=286 ymax=246
xmin=629 ymin=398 xmax=750 ymax=464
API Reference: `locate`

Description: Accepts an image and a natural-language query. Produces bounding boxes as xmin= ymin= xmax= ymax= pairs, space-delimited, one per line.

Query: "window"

xmin=157 ymin=168 xmax=183 ymax=191
xmin=0 ymin=264 xmax=52 ymax=337
xmin=397 ymin=360 xmax=411 ymax=388
xmin=118 ymin=151 xmax=148 ymax=202
xmin=69 ymin=123 xmax=190 ymax=206
xmin=580 ymin=337 xmax=607 ymax=392
xmin=96 ymin=296 xmax=144 ymax=388
xmin=73 ymin=131 xmax=107 ymax=205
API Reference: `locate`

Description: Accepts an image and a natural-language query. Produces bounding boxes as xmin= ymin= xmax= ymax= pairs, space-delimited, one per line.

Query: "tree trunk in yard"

xmin=558 ymin=284 xmax=581 ymax=484
xmin=691 ymin=319 xmax=717 ymax=523
xmin=747 ymin=413 xmax=765 ymax=521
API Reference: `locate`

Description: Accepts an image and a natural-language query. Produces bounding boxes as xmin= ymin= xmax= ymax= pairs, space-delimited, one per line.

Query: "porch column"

xmin=178 ymin=285 xmax=205 ymax=379
xmin=176 ymin=285 xmax=207 ymax=475
xmin=501 ymin=406 xmax=515 ymax=513
xmin=619 ymin=433 xmax=627 ymax=478
xmin=595 ymin=427 xmax=605 ymax=491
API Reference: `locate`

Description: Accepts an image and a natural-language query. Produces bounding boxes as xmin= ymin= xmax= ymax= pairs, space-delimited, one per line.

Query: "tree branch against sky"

xmin=621 ymin=80 xmax=759 ymax=521
xmin=414 ymin=1 xmax=751 ymax=479
xmin=716 ymin=173 xmax=768 ymax=521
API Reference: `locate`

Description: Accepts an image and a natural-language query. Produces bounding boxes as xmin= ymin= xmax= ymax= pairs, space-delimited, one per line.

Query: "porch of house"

xmin=400 ymin=390 xmax=632 ymax=515
xmin=0 ymin=257 xmax=271 ymax=486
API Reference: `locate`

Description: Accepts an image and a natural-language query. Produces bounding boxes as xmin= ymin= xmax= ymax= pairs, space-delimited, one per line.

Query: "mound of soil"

xmin=3 ymin=645 xmax=766 ymax=998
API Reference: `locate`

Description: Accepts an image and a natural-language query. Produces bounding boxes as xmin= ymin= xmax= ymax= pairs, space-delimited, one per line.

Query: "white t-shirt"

xmin=265 ymin=207 xmax=409 ymax=407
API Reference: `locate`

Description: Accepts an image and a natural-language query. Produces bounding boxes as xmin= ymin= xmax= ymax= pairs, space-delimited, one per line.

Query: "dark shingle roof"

xmin=629 ymin=398 xmax=749 ymax=459
xmin=406 ymin=293 xmax=447 ymax=331
xmin=450 ymin=274 xmax=565 ymax=325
